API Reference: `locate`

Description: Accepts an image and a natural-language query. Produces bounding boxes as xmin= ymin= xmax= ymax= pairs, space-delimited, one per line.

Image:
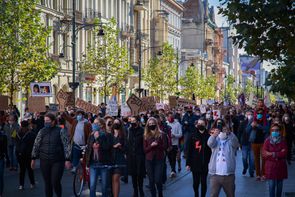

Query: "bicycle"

xmin=73 ymin=145 xmax=89 ymax=197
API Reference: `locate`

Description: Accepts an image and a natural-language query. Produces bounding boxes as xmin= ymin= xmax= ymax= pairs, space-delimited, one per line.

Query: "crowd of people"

xmin=0 ymin=99 xmax=294 ymax=197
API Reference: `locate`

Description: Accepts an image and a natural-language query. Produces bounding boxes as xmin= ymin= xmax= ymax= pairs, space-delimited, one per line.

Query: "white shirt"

xmin=73 ymin=119 xmax=87 ymax=145
xmin=167 ymin=120 xmax=182 ymax=146
xmin=216 ymin=139 xmax=229 ymax=176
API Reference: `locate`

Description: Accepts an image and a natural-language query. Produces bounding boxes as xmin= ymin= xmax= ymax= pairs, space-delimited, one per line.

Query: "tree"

xmin=82 ymin=18 xmax=132 ymax=99
xmin=179 ymin=64 xmax=201 ymax=100
xmin=143 ymin=43 xmax=177 ymax=101
xmin=219 ymin=0 xmax=295 ymax=100
xmin=221 ymin=75 xmax=238 ymax=103
xmin=244 ymin=79 xmax=255 ymax=99
xmin=199 ymin=75 xmax=218 ymax=100
xmin=0 ymin=0 xmax=58 ymax=104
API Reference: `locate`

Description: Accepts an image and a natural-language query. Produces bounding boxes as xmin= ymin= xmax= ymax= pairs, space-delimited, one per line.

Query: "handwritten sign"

xmin=156 ymin=103 xmax=165 ymax=110
xmin=121 ymin=104 xmax=131 ymax=117
xmin=0 ymin=96 xmax=9 ymax=110
xmin=140 ymin=96 xmax=156 ymax=112
xmin=169 ymin=96 xmax=178 ymax=108
xmin=76 ymin=98 xmax=100 ymax=114
xmin=28 ymin=97 xmax=46 ymax=113
xmin=127 ymin=94 xmax=142 ymax=116
xmin=213 ymin=110 xmax=221 ymax=120
xmin=200 ymin=104 xmax=207 ymax=114
xmin=107 ymin=100 xmax=118 ymax=116
xmin=177 ymin=98 xmax=196 ymax=107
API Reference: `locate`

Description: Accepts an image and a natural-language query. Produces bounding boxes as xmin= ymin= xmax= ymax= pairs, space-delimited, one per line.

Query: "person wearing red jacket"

xmin=263 ymin=124 xmax=288 ymax=197
xmin=254 ymin=99 xmax=269 ymax=126
xmin=144 ymin=117 xmax=166 ymax=197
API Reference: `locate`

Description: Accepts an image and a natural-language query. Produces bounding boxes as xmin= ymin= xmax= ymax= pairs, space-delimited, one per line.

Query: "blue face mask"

xmin=92 ymin=124 xmax=100 ymax=131
xmin=257 ymin=114 xmax=263 ymax=120
xmin=44 ymin=122 xmax=52 ymax=128
xmin=271 ymin=131 xmax=280 ymax=138
xmin=77 ymin=115 xmax=83 ymax=121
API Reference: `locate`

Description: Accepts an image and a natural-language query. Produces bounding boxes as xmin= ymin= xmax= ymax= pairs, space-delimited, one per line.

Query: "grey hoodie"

xmin=207 ymin=132 xmax=239 ymax=175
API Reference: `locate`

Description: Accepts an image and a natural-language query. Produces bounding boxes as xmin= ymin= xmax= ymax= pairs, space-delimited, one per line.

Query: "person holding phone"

xmin=207 ymin=119 xmax=239 ymax=197
xmin=144 ymin=117 xmax=166 ymax=197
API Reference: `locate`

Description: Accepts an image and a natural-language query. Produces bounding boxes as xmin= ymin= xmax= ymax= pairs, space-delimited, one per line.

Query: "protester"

xmin=111 ymin=119 xmax=127 ymax=197
xmin=282 ymin=114 xmax=294 ymax=164
xmin=62 ymin=110 xmax=92 ymax=172
xmin=0 ymin=123 xmax=7 ymax=197
xmin=15 ymin=120 xmax=36 ymax=190
xmin=31 ymin=113 xmax=71 ymax=197
xmin=263 ymin=124 xmax=288 ymax=197
xmin=4 ymin=115 xmax=20 ymax=171
xmin=144 ymin=117 xmax=165 ymax=197
xmin=186 ymin=118 xmax=211 ymax=197
xmin=105 ymin=116 xmax=114 ymax=134
xmin=238 ymin=110 xmax=255 ymax=177
xmin=167 ymin=112 xmax=182 ymax=178
xmin=249 ymin=108 xmax=270 ymax=181
xmin=208 ymin=119 xmax=239 ymax=197
xmin=86 ymin=118 xmax=113 ymax=197
xmin=127 ymin=117 xmax=145 ymax=197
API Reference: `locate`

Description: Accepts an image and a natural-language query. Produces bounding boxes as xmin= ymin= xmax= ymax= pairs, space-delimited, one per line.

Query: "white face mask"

xmin=206 ymin=114 xmax=211 ymax=119
xmin=218 ymin=132 xmax=227 ymax=140
xmin=247 ymin=115 xmax=253 ymax=120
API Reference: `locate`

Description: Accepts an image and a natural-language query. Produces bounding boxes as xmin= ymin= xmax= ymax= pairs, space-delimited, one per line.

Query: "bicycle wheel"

xmin=73 ymin=166 xmax=84 ymax=197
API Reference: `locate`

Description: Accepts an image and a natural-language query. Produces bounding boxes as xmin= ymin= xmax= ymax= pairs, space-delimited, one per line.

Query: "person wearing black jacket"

xmin=86 ymin=118 xmax=114 ymax=197
xmin=31 ymin=113 xmax=71 ymax=197
xmin=0 ymin=123 xmax=7 ymax=197
xmin=186 ymin=119 xmax=211 ymax=197
xmin=127 ymin=117 xmax=145 ymax=197
xmin=15 ymin=121 xmax=36 ymax=190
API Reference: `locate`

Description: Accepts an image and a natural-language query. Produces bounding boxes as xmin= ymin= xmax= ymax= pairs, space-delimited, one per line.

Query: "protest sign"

xmin=156 ymin=103 xmax=165 ymax=110
xmin=0 ymin=96 xmax=9 ymax=110
xmin=213 ymin=110 xmax=221 ymax=120
xmin=127 ymin=94 xmax=142 ymax=116
xmin=30 ymin=82 xmax=52 ymax=97
xmin=177 ymin=98 xmax=196 ymax=107
xmin=139 ymin=96 xmax=156 ymax=112
xmin=200 ymin=104 xmax=207 ymax=114
xmin=264 ymin=90 xmax=271 ymax=107
xmin=168 ymin=96 xmax=178 ymax=108
xmin=28 ymin=97 xmax=46 ymax=113
xmin=76 ymin=98 xmax=100 ymax=114
xmin=107 ymin=100 xmax=118 ymax=116
xmin=121 ymin=104 xmax=131 ymax=117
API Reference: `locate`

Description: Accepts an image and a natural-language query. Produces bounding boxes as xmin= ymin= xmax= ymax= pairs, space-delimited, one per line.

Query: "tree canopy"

xmin=219 ymin=0 xmax=295 ymax=100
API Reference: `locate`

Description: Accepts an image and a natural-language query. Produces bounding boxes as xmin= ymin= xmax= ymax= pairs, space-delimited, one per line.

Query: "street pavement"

xmin=2 ymin=151 xmax=295 ymax=197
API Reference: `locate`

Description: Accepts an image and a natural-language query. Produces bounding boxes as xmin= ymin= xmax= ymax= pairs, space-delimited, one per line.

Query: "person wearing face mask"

xmin=207 ymin=120 xmax=239 ymax=197
xmin=205 ymin=111 xmax=214 ymax=131
xmin=127 ymin=117 xmax=145 ymax=197
xmin=186 ymin=119 xmax=211 ymax=197
xmin=62 ymin=110 xmax=92 ymax=173
xmin=144 ymin=118 xmax=165 ymax=197
xmin=3 ymin=115 xmax=20 ymax=171
xmin=104 ymin=116 xmax=114 ymax=134
xmin=0 ymin=123 xmax=7 ymax=197
xmin=182 ymin=106 xmax=198 ymax=158
xmin=167 ymin=112 xmax=182 ymax=178
xmin=31 ymin=113 xmax=71 ymax=197
xmin=111 ymin=119 xmax=127 ymax=197
xmin=238 ymin=110 xmax=255 ymax=177
xmin=263 ymin=125 xmax=288 ymax=197
xmin=249 ymin=108 xmax=270 ymax=181
xmin=282 ymin=114 xmax=294 ymax=164
xmin=15 ymin=120 xmax=36 ymax=190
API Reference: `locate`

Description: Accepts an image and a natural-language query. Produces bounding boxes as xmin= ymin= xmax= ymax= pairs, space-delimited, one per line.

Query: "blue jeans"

xmin=242 ymin=145 xmax=254 ymax=176
xmin=0 ymin=159 xmax=4 ymax=195
xmin=71 ymin=144 xmax=83 ymax=168
xmin=268 ymin=180 xmax=283 ymax=197
xmin=8 ymin=145 xmax=17 ymax=168
xmin=90 ymin=163 xmax=111 ymax=197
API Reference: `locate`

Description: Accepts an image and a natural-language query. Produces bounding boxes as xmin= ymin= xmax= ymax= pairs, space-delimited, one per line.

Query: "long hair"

xmin=144 ymin=117 xmax=161 ymax=140
xmin=112 ymin=118 xmax=125 ymax=138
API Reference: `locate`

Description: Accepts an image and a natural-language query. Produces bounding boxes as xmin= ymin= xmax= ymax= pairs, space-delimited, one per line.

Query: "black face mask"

xmin=197 ymin=125 xmax=205 ymax=131
xmin=107 ymin=122 xmax=113 ymax=127
xmin=131 ymin=123 xmax=137 ymax=128
xmin=217 ymin=123 xmax=223 ymax=131
xmin=148 ymin=125 xmax=157 ymax=131
xmin=113 ymin=123 xmax=121 ymax=130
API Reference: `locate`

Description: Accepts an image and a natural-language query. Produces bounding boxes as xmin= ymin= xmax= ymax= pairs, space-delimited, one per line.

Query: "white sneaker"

xmin=71 ymin=167 xmax=77 ymax=174
xmin=18 ymin=185 xmax=24 ymax=190
xmin=170 ymin=172 xmax=176 ymax=178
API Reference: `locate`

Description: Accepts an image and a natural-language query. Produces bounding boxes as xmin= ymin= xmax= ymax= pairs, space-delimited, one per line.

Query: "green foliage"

xmin=199 ymin=75 xmax=218 ymax=100
xmin=143 ymin=43 xmax=177 ymax=100
xmin=0 ymin=0 xmax=58 ymax=103
xmin=221 ymin=75 xmax=239 ymax=103
xmin=179 ymin=64 xmax=201 ymax=99
xmin=82 ymin=17 xmax=132 ymax=96
xmin=219 ymin=0 xmax=295 ymax=100
xmin=244 ymin=79 xmax=255 ymax=99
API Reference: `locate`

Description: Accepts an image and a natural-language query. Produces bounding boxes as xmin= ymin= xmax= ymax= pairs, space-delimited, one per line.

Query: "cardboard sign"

xmin=127 ymin=94 xmax=142 ymax=116
xmin=139 ymin=96 xmax=156 ymax=112
xmin=28 ymin=97 xmax=46 ymax=113
xmin=156 ymin=103 xmax=165 ymax=110
xmin=169 ymin=96 xmax=178 ymax=108
xmin=177 ymin=98 xmax=196 ymax=107
xmin=30 ymin=82 xmax=52 ymax=97
xmin=107 ymin=100 xmax=118 ymax=117
xmin=121 ymin=104 xmax=131 ymax=117
xmin=57 ymin=90 xmax=67 ymax=111
xmin=76 ymin=98 xmax=100 ymax=114
xmin=213 ymin=110 xmax=221 ymax=120
xmin=0 ymin=95 xmax=9 ymax=110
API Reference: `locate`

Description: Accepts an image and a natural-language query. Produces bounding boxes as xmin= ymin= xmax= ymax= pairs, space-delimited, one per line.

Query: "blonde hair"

xmin=144 ymin=117 xmax=162 ymax=140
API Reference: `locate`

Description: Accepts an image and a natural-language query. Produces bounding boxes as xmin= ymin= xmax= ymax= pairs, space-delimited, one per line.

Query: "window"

xmin=53 ymin=30 xmax=59 ymax=55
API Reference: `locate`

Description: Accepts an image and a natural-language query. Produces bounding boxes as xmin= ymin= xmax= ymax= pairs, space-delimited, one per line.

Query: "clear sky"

xmin=208 ymin=0 xmax=228 ymax=27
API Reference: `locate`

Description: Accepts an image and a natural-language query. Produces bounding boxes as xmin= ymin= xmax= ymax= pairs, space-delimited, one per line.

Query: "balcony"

xmin=84 ymin=9 xmax=101 ymax=24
